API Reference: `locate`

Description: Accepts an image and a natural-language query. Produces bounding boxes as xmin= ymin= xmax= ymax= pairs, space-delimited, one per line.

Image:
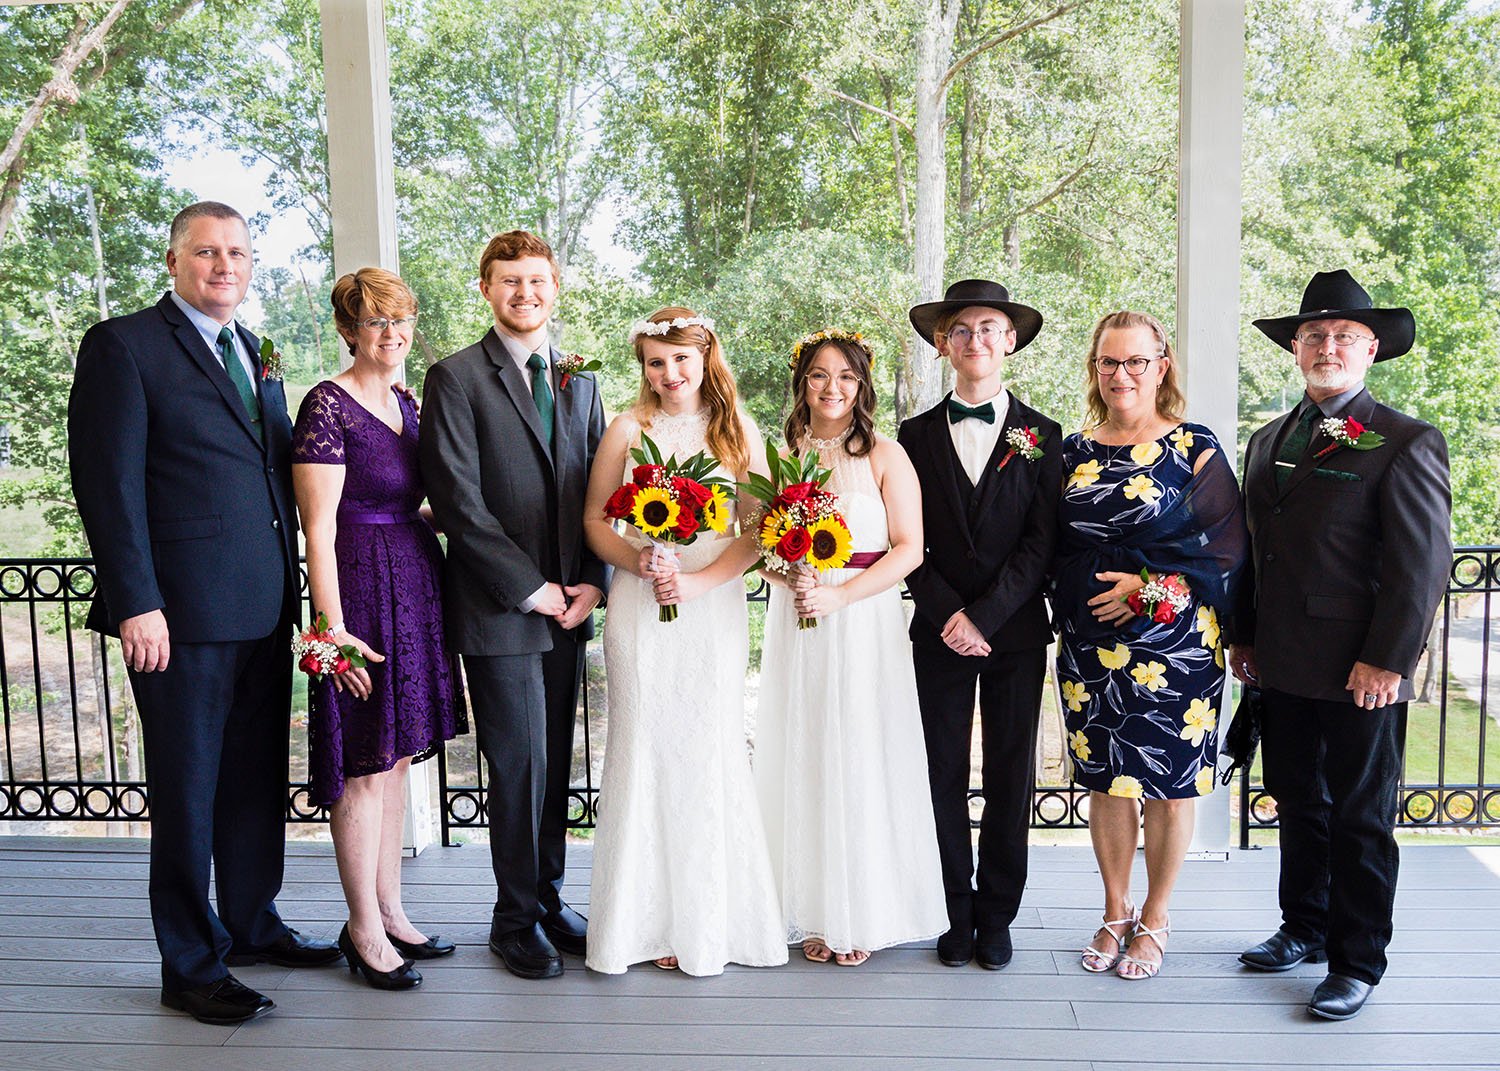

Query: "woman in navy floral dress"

xmin=292 ymin=268 xmax=465 ymax=989
xmin=1053 ymin=311 xmax=1246 ymax=981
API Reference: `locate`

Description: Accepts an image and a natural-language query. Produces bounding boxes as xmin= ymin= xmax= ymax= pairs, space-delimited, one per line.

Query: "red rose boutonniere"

xmin=996 ymin=426 xmax=1046 ymax=473
xmin=259 ymin=338 xmax=285 ymax=382
xmin=556 ymin=353 xmax=601 ymax=390
xmin=1314 ymin=416 xmax=1383 ymax=459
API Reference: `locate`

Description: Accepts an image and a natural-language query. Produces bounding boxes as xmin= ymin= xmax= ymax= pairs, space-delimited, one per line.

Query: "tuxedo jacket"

xmin=1233 ymin=387 xmax=1451 ymax=703
xmin=897 ymin=393 xmax=1062 ymax=652
xmin=419 ymin=329 xmax=606 ymax=657
xmin=68 ymin=293 xmax=299 ymax=641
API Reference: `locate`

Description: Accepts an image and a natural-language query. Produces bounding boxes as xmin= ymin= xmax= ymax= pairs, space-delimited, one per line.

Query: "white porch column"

xmin=1177 ymin=0 xmax=1245 ymax=856
xmin=318 ymin=0 xmax=434 ymax=854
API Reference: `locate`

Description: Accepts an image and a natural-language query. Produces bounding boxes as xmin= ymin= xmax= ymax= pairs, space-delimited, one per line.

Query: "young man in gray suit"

xmin=1228 ymin=270 xmax=1451 ymax=1021
xmin=419 ymin=231 xmax=606 ymax=979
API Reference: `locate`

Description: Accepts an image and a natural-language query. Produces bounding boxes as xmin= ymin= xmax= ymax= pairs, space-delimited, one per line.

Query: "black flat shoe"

xmin=541 ymin=904 xmax=588 ymax=956
xmin=161 ymin=975 xmax=274 ymax=1025
xmin=1239 ymin=929 xmax=1326 ymax=972
xmin=1308 ymin=973 xmax=1374 ymax=1020
xmin=338 ymin=924 xmax=422 ymax=990
xmin=387 ymin=931 xmax=456 ymax=959
xmin=975 ymin=928 xmax=1014 ymax=970
xmin=936 ymin=926 xmax=975 ymax=967
xmin=490 ymin=922 xmax=564 ymax=979
xmin=226 ymin=927 xmax=344 ymax=968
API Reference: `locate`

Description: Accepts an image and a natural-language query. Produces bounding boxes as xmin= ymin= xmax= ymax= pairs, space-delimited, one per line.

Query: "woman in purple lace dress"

xmin=292 ymin=268 xmax=465 ymax=990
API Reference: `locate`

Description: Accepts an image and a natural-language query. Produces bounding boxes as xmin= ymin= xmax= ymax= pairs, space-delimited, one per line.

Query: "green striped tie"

xmin=1274 ymin=405 xmax=1318 ymax=489
xmin=527 ymin=352 xmax=554 ymax=443
xmin=217 ymin=326 xmax=260 ymax=425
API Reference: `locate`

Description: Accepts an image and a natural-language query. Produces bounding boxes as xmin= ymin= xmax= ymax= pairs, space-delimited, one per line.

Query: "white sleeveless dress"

xmin=754 ymin=435 xmax=948 ymax=954
xmin=586 ymin=408 xmax=788 ymax=976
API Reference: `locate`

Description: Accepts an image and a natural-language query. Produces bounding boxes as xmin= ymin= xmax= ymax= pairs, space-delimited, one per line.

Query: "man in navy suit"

xmin=68 ymin=202 xmax=339 ymax=1025
xmin=898 ymin=280 xmax=1062 ymax=970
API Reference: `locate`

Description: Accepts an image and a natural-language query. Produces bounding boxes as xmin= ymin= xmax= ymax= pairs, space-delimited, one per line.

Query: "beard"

xmin=1302 ymin=361 xmax=1363 ymax=394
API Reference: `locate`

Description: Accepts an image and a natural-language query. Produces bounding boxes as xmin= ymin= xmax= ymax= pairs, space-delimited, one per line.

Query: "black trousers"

xmin=129 ymin=627 xmax=292 ymax=992
xmin=913 ymin=642 xmax=1046 ymax=933
xmin=1260 ymin=688 xmax=1404 ymax=985
xmin=463 ymin=623 xmax=584 ymax=934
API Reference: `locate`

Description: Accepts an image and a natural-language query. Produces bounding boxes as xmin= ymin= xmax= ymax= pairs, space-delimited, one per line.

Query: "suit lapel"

xmin=922 ymin=399 xmax=975 ymax=548
xmin=970 ymin=395 xmax=1024 ymax=523
xmin=483 ymin=329 xmax=554 ymax=472
xmin=159 ymin=294 xmax=263 ymax=450
xmin=550 ymin=343 xmax=577 ymax=472
xmin=1274 ymin=387 xmax=1376 ymax=504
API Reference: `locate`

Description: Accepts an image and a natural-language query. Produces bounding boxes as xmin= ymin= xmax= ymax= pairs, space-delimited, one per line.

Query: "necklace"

xmin=1094 ymin=419 xmax=1165 ymax=462
xmin=805 ymin=425 xmax=853 ymax=451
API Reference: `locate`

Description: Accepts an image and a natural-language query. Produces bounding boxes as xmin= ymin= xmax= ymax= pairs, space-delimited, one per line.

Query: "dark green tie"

xmin=947 ymin=398 xmax=996 ymax=425
xmin=527 ymin=352 xmax=554 ymax=443
xmin=217 ymin=325 xmax=260 ymax=425
xmin=1274 ymin=405 xmax=1318 ymax=489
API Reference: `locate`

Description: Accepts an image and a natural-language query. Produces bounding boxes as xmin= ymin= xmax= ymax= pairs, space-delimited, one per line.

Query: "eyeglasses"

xmin=1093 ymin=356 xmax=1160 ymax=376
xmin=359 ymin=315 xmax=418 ymax=331
xmin=940 ymin=324 xmax=1012 ymax=346
xmin=1293 ymin=330 xmax=1373 ymax=348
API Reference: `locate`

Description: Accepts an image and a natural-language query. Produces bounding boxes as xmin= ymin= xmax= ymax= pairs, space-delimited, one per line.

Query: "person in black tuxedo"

xmin=67 ymin=201 xmax=340 ymax=1025
xmin=1229 ymin=270 xmax=1451 ymax=1020
xmin=419 ymin=230 xmax=606 ymax=980
xmin=897 ymin=280 xmax=1062 ymax=969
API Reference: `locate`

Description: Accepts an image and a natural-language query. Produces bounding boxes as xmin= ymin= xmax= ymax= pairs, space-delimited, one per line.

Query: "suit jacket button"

xmin=1264 ymin=552 xmax=1275 ymax=562
xmin=1272 ymin=506 xmax=1282 ymax=515
xmin=966 ymin=550 xmax=975 ymax=559
xmin=271 ymin=519 xmax=281 ymax=530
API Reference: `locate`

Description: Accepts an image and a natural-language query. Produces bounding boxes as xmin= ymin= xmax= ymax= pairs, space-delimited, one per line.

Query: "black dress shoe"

xmin=1239 ymin=929 xmax=1326 ymax=972
xmin=338 ymin=924 xmax=421 ymax=990
xmin=1308 ymin=973 xmax=1374 ymax=1020
xmin=161 ymin=975 xmax=274 ymax=1025
xmin=226 ymin=927 xmax=344 ymax=968
xmin=936 ymin=926 xmax=975 ymax=967
xmin=541 ymin=904 xmax=588 ymax=956
xmin=975 ymin=928 xmax=1014 ymax=970
xmin=490 ymin=922 xmax=564 ymax=979
xmin=387 ymin=931 xmax=456 ymax=959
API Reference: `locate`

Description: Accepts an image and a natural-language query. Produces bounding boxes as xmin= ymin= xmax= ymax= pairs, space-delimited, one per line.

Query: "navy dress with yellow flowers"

xmin=1054 ymin=423 xmax=1236 ymax=801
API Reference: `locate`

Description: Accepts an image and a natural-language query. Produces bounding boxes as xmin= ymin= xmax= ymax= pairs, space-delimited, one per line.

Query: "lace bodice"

xmin=624 ymin=408 xmax=736 ymax=568
xmin=801 ymin=434 xmax=887 ymax=555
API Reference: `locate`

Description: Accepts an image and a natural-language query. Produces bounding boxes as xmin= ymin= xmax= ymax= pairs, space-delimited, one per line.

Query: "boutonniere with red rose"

xmin=556 ymin=353 xmax=601 ymax=390
xmin=996 ymin=426 xmax=1046 ymax=473
xmin=739 ymin=439 xmax=853 ymax=630
xmin=1314 ymin=416 xmax=1383 ymax=459
xmin=602 ymin=432 xmax=735 ymax=622
xmin=291 ymin=612 xmax=367 ymax=679
xmin=1123 ymin=569 xmax=1191 ymax=624
xmin=259 ymin=338 xmax=285 ymax=382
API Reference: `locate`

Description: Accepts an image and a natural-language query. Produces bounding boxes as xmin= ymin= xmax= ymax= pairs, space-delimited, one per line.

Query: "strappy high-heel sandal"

xmin=1080 ymin=902 xmax=1136 ymax=973
xmin=1116 ymin=918 xmax=1169 ymax=980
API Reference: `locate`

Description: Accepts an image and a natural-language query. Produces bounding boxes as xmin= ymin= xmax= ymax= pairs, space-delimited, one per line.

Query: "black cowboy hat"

xmin=908 ymin=279 xmax=1043 ymax=352
xmin=1251 ymin=269 xmax=1415 ymax=361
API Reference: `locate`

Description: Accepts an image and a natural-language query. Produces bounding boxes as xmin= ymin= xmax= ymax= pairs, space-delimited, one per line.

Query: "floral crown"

xmin=627 ymin=314 xmax=717 ymax=344
xmin=789 ymin=328 xmax=875 ymax=370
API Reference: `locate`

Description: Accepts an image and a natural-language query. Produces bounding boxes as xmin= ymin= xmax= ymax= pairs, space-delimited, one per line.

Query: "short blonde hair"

xmin=330 ymin=268 xmax=418 ymax=355
xmin=1083 ymin=310 xmax=1185 ymax=428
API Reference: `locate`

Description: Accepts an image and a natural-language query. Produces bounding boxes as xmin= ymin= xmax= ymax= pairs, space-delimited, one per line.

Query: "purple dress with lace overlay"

xmin=292 ymin=381 xmax=465 ymax=807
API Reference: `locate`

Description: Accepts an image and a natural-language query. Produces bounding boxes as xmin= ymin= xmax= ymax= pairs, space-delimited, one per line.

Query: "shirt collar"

xmin=495 ymin=327 xmax=551 ymax=369
xmin=169 ymin=289 xmax=238 ymax=354
xmin=1302 ymin=383 xmax=1364 ymax=419
xmin=951 ymin=385 xmax=1009 ymax=419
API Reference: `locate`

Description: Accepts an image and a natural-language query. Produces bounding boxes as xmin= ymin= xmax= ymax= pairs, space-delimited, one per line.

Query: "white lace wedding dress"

xmin=586 ymin=408 xmax=788 ymax=976
xmin=754 ymin=434 xmax=948 ymax=954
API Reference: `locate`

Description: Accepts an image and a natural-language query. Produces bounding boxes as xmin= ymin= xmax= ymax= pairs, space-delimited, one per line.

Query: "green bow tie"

xmin=947 ymin=398 xmax=995 ymax=425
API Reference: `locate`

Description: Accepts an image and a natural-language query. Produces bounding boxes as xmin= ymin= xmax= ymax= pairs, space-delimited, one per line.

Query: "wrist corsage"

xmin=996 ymin=426 xmax=1046 ymax=473
xmin=1314 ymin=416 xmax=1383 ymax=459
xmin=1124 ymin=569 xmax=1191 ymax=624
xmin=292 ymin=612 xmax=367 ymax=679
xmin=556 ymin=353 xmax=601 ymax=390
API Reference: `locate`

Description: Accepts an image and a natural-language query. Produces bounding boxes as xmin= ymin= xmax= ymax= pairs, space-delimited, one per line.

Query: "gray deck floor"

xmin=1 ymin=836 xmax=1498 ymax=1069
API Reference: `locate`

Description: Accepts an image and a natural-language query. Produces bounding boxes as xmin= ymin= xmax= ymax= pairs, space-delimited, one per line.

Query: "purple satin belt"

xmin=845 ymin=551 xmax=886 ymax=569
xmin=338 ymin=509 xmax=421 ymax=525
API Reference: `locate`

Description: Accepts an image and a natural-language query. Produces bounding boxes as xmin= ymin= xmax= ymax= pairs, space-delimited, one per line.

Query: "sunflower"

xmin=702 ymin=486 xmax=732 ymax=533
xmin=629 ymin=486 xmax=680 ymax=537
xmin=804 ymin=517 xmax=853 ymax=570
xmin=759 ymin=506 xmax=790 ymax=548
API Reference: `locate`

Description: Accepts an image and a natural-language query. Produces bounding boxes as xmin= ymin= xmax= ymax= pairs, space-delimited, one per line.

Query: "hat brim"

xmin=1251 ymin=306 xmax=1415 ymax=361
xmin=909 ymin=300 xmax=1043 ymax=353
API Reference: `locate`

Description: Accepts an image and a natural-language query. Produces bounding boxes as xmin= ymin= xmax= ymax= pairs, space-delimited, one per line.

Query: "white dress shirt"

xmin=169 ymin=289 xmax=257 ymax=385
xmin=947 ymin=386 xmax=1010 ymax=488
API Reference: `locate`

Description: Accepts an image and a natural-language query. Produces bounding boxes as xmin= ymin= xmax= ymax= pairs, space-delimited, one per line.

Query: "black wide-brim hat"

xmin=908 ymin=279 xmax=1043 ymax=352
xmin=1251 ymin=269 xmax=1415 ymax=361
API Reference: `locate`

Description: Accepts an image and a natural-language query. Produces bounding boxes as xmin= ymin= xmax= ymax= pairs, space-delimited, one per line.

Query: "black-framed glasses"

xmin=1293 ymin=330 xmax=1373 ymax=348
xmin=1093 ymin=355 xmax=1159 ymax=376
xmin=359 ymin=315 xmax=418 ymax=331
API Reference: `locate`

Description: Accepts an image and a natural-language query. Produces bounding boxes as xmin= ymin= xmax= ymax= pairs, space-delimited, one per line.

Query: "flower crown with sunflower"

xmin=788 ymin=328 xmax=875 ymax=370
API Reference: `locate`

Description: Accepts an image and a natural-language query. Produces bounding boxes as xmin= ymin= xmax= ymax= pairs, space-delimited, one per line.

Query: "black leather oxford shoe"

xmin=161 ymin=975 xmax=274 ymax=1025
xmin=490 ymin=922 xmax=564 ymax=979
xmin=936 ymin=926 xmax=975 ymax=967
xmin=1308 ymin=973 xmax=1374 ymax=1020
xmin=975 ymin=928 xmax=1014 ymax=970
xmin=226 ymin=927 xmax=343 ymax=968
xmin=1239 ymin=929 xmax=1325 ymax=972
xmin=542 ymin=904 xmax=589 ymax=956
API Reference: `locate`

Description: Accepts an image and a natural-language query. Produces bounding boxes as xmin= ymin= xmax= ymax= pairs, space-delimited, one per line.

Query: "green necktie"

xmin=947 ymin=398 xmax=996 ymax=425
xmin=527 ymin=352 xmax=554 ymax=443
xmin=1274 ymin=405 xmax=1318 ymax=489
xmin=217 ymin=325 xmax=260 ymax=425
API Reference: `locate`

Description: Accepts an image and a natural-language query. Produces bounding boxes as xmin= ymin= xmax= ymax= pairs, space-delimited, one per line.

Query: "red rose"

xmin=1343 ymin=416 xmax=1365 ymax=439
xmin=673 ymin=509 xmax=700 ymax=540
xmin=1152 ymin=602 xmax=1176 ymax=624
xmin=781 ymin=481 xmax=814 ymax=504
xmin=299 ymin=653 xmax=322 ymax=675
xmin=632 ymin=464 xmax=664 ymax=486
xmin=604 ymin=483 xmax=638 ymax=519
xmin=777 ymin=527 xmax=812 ymax=561
xmin=1126 ymin=591 xmax=1147 ymax=617
xmin=672 ymin=477 xmax=712 ymax=509
xmin=334 ymin=656 xmax=352 ymax=674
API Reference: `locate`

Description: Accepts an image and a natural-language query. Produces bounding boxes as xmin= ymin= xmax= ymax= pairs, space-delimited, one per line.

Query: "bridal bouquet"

xmin=292 ymin=612 xmax=368 ymax=680
xmin=603 ymin=432 xmax=735 ymax=622
xmin=740 ymin=439 xmax=853 ymax=629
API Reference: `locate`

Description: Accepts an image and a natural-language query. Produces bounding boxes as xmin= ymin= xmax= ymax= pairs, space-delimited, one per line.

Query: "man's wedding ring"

xmin=1364 ymin=693 xmax=1378 ymax=703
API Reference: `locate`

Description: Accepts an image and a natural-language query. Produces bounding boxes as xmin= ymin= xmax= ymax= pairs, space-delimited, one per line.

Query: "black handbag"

xmin=1219 ymin=685 xmax=1264 ymax=785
